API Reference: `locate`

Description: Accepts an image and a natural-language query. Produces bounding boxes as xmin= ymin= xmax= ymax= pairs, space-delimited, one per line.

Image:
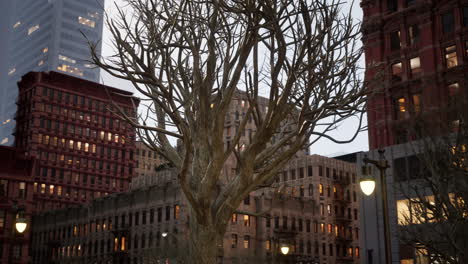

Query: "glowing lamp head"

xmin=161 ymin=232 xmax=168 ymax=238
xmin=15 ymin=218 xmax=27 ymax=233
xmin=280 ymin=245 xmax=290 ymax=255
xmin=360 ymin=178 xmax=376 ymax=196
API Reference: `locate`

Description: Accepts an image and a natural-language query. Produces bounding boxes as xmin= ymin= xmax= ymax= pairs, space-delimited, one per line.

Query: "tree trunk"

xmin=188 ymin=211 xmax=222 ymax=264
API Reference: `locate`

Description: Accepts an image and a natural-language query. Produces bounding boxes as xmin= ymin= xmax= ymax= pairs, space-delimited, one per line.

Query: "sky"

xmin=100 ymin=0 xmax=368 ymax=157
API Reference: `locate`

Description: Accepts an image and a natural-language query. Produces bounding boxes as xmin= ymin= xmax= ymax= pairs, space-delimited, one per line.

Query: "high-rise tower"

xmin=0 ymin=0 xmax=105 ymax=146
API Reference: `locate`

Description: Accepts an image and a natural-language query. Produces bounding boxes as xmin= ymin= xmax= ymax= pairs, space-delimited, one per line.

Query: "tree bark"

xmin=188 ymin=209 xmax=223 ymax=264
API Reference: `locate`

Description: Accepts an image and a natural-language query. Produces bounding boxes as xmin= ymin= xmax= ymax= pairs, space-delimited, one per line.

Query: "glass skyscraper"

xmin=0 ymin=0 xmax=105 ymax=146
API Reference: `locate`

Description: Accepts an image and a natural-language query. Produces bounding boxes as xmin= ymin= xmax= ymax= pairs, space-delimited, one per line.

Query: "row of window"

xmin=37 ymin=152 xmax=130 ymax=176
xmin=36 ymin=206 xmax=181 ymax=244
xmin=38 ymin=86 xmax=134 ymax=116
xmin=0 ymin=180 xmax=27 ymax=200
xmin=34 ymin=182 xmax=110 ymax=201
xmin=36 ymin=167 xmax=121 ymax=187
xmin=38 ymin=118 xmax=127 ymax=144
xmin=391 ymin=42 xmax=468 ymax=82
xmin=264 ymin=216 xmax=359 ymax=239
xmin=277 ymin=165 xmax=356 ymax=182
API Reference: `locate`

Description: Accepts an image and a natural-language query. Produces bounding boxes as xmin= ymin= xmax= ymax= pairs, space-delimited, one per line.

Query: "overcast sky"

xmin=100 ymin=0 xmax=368 ymax=157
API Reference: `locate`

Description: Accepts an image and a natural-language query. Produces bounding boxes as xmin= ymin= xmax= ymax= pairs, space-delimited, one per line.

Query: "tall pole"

xmin=364 ymin=150 xmax=391 ymax=264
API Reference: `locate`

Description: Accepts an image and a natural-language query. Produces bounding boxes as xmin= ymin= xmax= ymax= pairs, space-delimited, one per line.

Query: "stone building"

xmin=31 ymin=154 xmax=360 ymax=264
xmin=14 ymin=71 xmax=139 ymax=211
xmin=131 ymin=141 xmax=163 ymax=188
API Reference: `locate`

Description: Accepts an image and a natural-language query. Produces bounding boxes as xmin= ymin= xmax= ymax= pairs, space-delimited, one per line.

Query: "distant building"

xmin=132 ymin=141 xmax=163 ymax=183
xmin=0 ymin=0 xmax=105 ymax=146
xmin=31 ymin=154 xmax=360 ymax=264
xmin=14 ymin=71 xmax=139 ymax=211
xmin=0 ymin=146 xmax=36 ymax=263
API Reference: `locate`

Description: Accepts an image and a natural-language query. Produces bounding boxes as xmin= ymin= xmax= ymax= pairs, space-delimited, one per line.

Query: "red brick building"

xmin=14 ymin=71 xmax=139 ymax=211
xmin=362 ymin=0 xmax=468 ymax=149
xmin=0 ymin=146 xmax=36 ymax=263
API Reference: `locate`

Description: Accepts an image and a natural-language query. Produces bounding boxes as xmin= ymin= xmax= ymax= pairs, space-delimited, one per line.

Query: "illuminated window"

xmin=13 ymin=21 xmax=21 ymax=28
xmin=100 ymin=131 xmax=105 ymax=140
xmin=265 ymin=240 xmax=271 ymax=251
xmin=243 ymin=236 xmax=250 ymax=248
xmin=327 ymin=204 xmax=331 ymax=215
xmin=49 ymin=185 xmax=54 ymax=195
xmin=38 ymin=60 xmax=44 ymax=66
xmin=114 ymin=134 xmax=119 ymax=143
xmin=107 ymin=132 xmax=112 ymax=141
xmin=231 ymin=213 xmax=237 ymax=223
xmin=327 ymin=224 xmax=332 ymax=233
xmin=44 ymin=135 xmax=50 ymax=145
xmin=8 ymin=68 xmax=16 ymax=75
xmin=84 ymin=143 xmax=89 ymax=152
xmin=92 ymin=144 xmax=96 ymax=153
xmin=59 ymin=54 xmax=76 ymax=64
xmin=320 ymin=223 xmax=325 ymax=232
xmin=445 ymin=45 xmax=458 ymax=68
xmin=319 ymin=184 xmax=323 ymax=195
xmin=121 ymin=136 xmax=126 ymax=144
xmin=77 ymin=141 xmax=82 ymax=150
xmin=41 ymin=184 xmax=46 ymax=194
xmin=174 ymin=205 xmax=180 ymax=219
xmin=69 ymin=140 xmax=74 ymax=150
xmin=43 ymin=47 xmax=48 ymax=53
xmin=391 ymin=62 xmax=402 ymax=79
xmin=57 ymin=64 xmax=83 ymax=77
xmin=28 ymin=24 xmax=39 ymax=35
xmin=410 ymin=57 xmax=421 ymax=74
xmin=335 ymin=225 xmax=339 ymax=236
xmin=395 ymin=97 xmax=407 ymax=120
xmin=57 ymin=186 xmax=62 ymax=196
xmin=243 ymin=215 xmax=250 ymax=226
xmin=78 ymin=16 xmax=96 ymax=28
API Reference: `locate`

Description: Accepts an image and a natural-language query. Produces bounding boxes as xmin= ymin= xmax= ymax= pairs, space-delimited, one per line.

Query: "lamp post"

xmin=360 ymin=149 xmax=391 ymax=264
xmin=15 ymin=211 xmax=27 ymax=233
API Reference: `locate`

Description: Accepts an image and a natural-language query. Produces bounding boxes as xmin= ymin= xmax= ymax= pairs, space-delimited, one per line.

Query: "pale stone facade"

xmin=31 ymin=154 xmax=360 ymax=264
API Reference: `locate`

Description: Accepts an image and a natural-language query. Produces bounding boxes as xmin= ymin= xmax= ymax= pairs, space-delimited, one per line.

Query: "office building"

xmin=31 ymin=154 xmax=360 ymax=264
xmin=15 ymin=71 xmax=138 ymax=211
xmin=0 ymin=0 xmax=105 ymax=146
xmin=360 ymin=0 xmax=468 ymax=263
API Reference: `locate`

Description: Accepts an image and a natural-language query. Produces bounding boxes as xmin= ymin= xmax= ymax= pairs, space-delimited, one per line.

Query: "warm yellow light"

xmin=16 ymin=219 xmax=27 ymax=233
xmin=280 ymin=245 xmax=290 ymax=255
xmin=360 ymin=179 xmax=376 ymax=196
xmin=161 ymin=232 xmax=168 ymax=238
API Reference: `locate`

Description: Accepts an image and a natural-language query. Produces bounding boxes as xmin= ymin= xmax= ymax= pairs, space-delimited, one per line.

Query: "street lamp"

xmin=280 ymin=244 xmax=290 ymax=255
xmin=360 ymin=149 xmax=391 ymax=264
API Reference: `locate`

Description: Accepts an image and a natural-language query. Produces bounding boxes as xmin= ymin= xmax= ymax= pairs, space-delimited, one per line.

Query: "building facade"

xmin=0 ymin=0 xmax=105 ymax=146
xmin=14 ymin=71 xmax=139 ymax=211
xmin=360 ymin=0 xmax=468 ymax=263
xmin=31 ymin=154 xmax=360 ymax=264
xmin=363 ymin=0 xmax=468 ymax=150
xmin=133 ymin=141 xmax=163 ymax=182
xmin=0 ymin=146 xmax=36 ymax=263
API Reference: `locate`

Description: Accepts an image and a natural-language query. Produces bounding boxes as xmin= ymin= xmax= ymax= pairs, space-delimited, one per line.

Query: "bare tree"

xmin=397 ymin=99 xmax=468 ymax=264
xmin=90 ymin=0 xmax=366 ymax=263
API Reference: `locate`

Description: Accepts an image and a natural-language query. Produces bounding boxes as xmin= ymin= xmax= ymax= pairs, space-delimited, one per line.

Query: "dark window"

xmin=283 ymin=216 xmax=288 ymax=229
xmin=319 ymin=166 xmax=323 ymax=176
xmin=387 ymin=0 xmax=397 ymax=12
xmin=326 ymin=167 xmax=330 ymax=178
xmin=408 ymin=25 xmax=420 ymax=45
xmin=442 ymin=11 xmax=455 ymax=33
xmin=299 ymin=167 xmax=304 ymax=178
xmin=390 ymin=31 xmax=401 ymax=50
xmin=406 ymin=0 xmax=416 ymax=6
xmin=266 ymin=216 xmax=271 ymax=228
xmin=306 ymin=220 xmax=311 ymax=232
xmin=274 ymin=216 xmax=279 ymax=228
xmin=150 ymin=209 xmax=154 ymax=224
xmin=244 ymin=195 xmax=250 ymax=205
xmin=307 ymin=166 xmax=313 ymax=177
xmin=290 ymin=169 xmax=296 ymax=180
xmin=142 ymin=211 xmax=146 ymax=225
xmin=165 ymin=206 xmax=170 ymax=221
xmin=464 ymin=7 xmax=468 ymax=26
